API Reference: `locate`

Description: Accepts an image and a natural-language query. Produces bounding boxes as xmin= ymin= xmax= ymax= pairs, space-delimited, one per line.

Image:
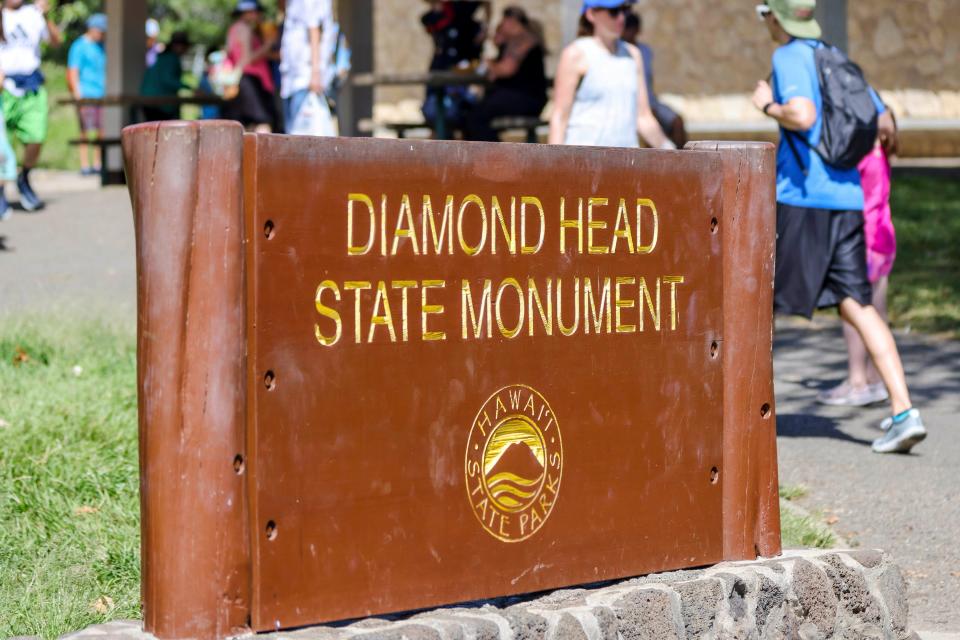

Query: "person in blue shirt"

xmin=752 ymin=0 xmax=926 ymax=454
xmin=67 ymin=13 xmax=107 ymax=176
xmin=621 ymin=10 xmax=687 ymax=149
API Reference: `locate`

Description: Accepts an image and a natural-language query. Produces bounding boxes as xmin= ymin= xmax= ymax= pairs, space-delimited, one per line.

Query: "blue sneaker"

xmin=872 ymin=409 xmax=927 ymax=453
xmin=17 ymin=171 xmax=44 ymax=211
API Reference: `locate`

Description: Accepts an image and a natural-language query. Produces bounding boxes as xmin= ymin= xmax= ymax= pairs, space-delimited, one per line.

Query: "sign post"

xmin=123 ymin=121 xmax=779 ymax=640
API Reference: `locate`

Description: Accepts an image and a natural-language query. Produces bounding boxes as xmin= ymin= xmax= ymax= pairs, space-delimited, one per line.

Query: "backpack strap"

xmin=784 ymin=129 xmax=809 ymax=176
xmin=777 ymin=39 xmax=827 ymax=175
xmin=769 ymin=65 xmax=812 ymax=176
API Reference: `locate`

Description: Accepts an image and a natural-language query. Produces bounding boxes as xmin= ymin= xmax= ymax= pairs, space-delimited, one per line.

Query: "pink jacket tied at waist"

xmin=858 ymin=146 xmax=896 ymax=282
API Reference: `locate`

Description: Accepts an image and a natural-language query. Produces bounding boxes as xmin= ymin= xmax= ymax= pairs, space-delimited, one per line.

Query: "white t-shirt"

xmin=279 ymin=0 xmax=332 ymax=98
xmin=0 ymin=5 xmax=49 ymax=78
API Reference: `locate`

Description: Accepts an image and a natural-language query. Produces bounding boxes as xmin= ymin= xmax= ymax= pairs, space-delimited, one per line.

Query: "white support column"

xmin=338 ymin=0 xmax=373 ymax=136
xmin=105 ymin=0 xmax=147 ymax=174
xmin=815 ymin=0 xmax=847 ymax=52
xmin=560 ymin=0 xmax=582 ymax=48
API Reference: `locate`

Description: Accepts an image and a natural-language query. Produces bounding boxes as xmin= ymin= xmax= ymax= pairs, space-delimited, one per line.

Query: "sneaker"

xmin=17 ymin=171 xmax=45 ymax=211
xmin=80 ymin=167 xmax=95 ymax=177
xmin=816 ymin=380 xmax=889 ymax=406
xmin=872 ymin=409 xmax=927 ymax=453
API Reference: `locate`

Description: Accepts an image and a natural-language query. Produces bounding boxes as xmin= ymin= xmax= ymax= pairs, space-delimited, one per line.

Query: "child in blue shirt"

xmin=67 ymin=13 xmax=107 ymax=176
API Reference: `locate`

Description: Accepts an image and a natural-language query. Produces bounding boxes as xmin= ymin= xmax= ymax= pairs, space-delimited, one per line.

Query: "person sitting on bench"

xmin=140 ymin=31 xmax=190 ymax=122
xmin=463 ymin=6 xmax=547 ymax=142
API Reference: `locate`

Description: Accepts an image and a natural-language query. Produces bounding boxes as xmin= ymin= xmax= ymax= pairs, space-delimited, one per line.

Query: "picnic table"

xmin=59 ymin=94 xmax=226 ymax=108
xmin=58 ymin=94 xmax=226 ymax=185
xmin=350 ymin=70 xmax=488 ymax=140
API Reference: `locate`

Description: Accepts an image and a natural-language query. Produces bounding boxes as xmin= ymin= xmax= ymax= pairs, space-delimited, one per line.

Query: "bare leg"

xmin=864 ymin=277 xmax=889 ymax=385
xmin=22 ymin=142 xmax=41 ymax=169
xmin=838 ymin=296 xmax=910 ymax=414
xmin=842 ymin=318 xmax=869 ymax=388
xmin=842 ymin=276 xmax=888 ymax=387
xmin=78 ymin=141 xmax=89 ymax=171
xmin=92 ymin=129 xmax=102 ymax=169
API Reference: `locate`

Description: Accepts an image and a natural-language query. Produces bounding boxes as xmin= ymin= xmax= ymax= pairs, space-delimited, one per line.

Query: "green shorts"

xmin=2 ymin=87 xmax=48 ymax=145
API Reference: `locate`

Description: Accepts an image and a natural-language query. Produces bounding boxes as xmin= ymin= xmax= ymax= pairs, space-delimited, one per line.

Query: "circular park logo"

xmin=465 ymin=384 xmax=562 ymax=542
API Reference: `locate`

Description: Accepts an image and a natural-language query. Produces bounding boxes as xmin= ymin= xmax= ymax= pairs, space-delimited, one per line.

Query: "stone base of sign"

xmin=61 ymin=550 xmax=912 ymax=640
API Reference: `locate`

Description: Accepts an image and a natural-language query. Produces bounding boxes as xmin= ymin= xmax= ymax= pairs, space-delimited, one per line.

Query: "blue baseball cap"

xmin=581 ymin=0 xmax=635 ymax=13
xmin=235 ymin=0 xmax=263 ymax=12
xmin=87 ymin=13 xmax=108 ymax=32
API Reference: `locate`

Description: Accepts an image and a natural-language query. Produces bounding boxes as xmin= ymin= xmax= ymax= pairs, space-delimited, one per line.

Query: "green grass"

xmin=0 ymin=316 xmax=140 ymax=638
xmin=780 ymin=502 xmax=837 ymax=549
xmin=778 ymin=484 xmax=809 ymax=502
xmin=39 ymin=62 xmax=83 ymax=172
xmin=779 ymin=484 xmax=836 ymax=550
xmin=887 ymin=175 xmax=960 ymax=338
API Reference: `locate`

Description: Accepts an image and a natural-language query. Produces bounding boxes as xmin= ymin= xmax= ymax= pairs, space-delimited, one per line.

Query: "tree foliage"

xmin=147 ymin=0 xmax=279 ymax=48
xmin=48 ymin=0 xmax=280 ymax=59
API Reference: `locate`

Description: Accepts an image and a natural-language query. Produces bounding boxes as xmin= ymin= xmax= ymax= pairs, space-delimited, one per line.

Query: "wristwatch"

xmin=762 ymin=102 xmax=776 ymax=115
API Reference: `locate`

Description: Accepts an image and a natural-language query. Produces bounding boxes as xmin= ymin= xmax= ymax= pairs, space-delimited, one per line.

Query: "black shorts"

xmin=222 ymin=74 xmax=278 ymax=129
xmin=774 ymin=203 xmax=872 ymax=318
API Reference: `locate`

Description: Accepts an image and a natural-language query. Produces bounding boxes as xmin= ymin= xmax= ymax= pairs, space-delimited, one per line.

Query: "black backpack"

xmin=786 ymin=41 xmax=878 ymax=171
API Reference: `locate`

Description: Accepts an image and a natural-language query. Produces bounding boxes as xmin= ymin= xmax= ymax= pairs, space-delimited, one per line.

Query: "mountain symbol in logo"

xmin=466 ymin=384 xmax=562 ymax=542
xmin=485 ymin=440 xmax=545 ymax=512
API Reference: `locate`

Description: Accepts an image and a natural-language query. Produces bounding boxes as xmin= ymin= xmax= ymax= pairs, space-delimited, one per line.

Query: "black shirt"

xmin=421 ymin=1 xmax=485 ymax=70
xmin=492 ymin=43 xmax=547 ymax=104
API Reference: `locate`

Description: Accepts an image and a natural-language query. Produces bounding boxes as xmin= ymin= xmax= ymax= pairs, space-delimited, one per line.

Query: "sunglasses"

xmin=602 ymin=6 xmax=631 ymax=17
xmin=755 ymin=4 xmax=772 ymax=20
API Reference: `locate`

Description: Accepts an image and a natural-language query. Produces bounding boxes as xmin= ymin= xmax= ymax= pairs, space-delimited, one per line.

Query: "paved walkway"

xmin=0 ymin=173 xmax=135 ymax=317
xmin=776 ymin=317 xmax=960 ymax=632
xmin=2 ymin=174 xmax=957 ymax=634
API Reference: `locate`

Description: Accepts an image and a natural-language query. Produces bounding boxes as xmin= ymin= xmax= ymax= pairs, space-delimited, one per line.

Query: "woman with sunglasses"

xmin=548 ymin=0 xmax=673 ymax=149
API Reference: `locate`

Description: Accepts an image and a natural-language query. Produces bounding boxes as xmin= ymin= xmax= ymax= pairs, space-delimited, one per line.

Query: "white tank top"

xmin=564 ymin=38 xmax=639 ymax=148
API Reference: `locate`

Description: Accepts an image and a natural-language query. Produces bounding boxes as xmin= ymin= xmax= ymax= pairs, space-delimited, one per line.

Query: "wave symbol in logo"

xmin=465 ymin=385 xmax=562 ymax=542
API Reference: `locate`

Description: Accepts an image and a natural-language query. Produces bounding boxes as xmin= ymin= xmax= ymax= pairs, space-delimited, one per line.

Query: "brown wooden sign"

xmin=122 ymin=122 xmax=780 ymax=640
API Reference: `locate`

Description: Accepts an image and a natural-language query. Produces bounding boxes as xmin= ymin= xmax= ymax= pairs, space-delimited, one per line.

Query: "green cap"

xmin=767 ymin=0 xmax=821 ymax=39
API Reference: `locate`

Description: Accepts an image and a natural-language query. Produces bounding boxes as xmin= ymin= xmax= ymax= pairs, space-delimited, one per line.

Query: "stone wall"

xmin=626 ymin=2 xmax=771 ymax=96
xmin=848 ymin=0 xmax=960 ymax=92
xmin=63 ymin=550 xmax=914 ymax=640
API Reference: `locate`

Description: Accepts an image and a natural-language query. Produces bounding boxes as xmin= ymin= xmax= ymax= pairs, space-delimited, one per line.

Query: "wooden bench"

xmin=358 ymin=118 xmax=433 ymax=139
xmin=358 ymin=116 xmax=546 ymax=142
xmin=381 ymin=122 xmax=433 ymax=139
xmin=61 ymin=95 xmax=227 ymax=186
xmin=68 ymin=137 xmax=124 ymax=186
xmin=490 ymin=115 xmax=547 ymax=143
